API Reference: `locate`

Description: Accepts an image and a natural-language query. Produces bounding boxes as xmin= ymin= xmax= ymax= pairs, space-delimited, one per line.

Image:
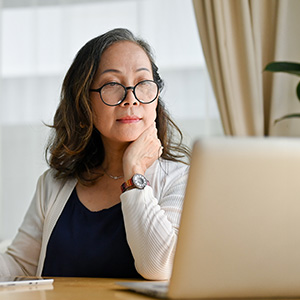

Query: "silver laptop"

xmin=118 ymin=137 xmax=300 ymax=299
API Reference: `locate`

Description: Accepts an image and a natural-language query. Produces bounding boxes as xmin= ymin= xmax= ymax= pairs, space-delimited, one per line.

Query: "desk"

xmin=0 ymin=277 xmax=153 ymax=300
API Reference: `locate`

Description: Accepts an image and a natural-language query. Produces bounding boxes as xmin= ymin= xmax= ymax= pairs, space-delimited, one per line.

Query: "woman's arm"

xmin=120 ymin=162 xmax=189 ymax=280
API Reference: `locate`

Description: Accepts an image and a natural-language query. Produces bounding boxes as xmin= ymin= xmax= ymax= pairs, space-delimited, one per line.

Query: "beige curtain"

xmin=193 ymin=0 xmax=300 ymax=136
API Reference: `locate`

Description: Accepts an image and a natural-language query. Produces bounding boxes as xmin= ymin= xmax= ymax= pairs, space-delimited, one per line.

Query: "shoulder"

xmin=146 ymin=158 xmax=189 ymax=181
xmin=145 ymin=159 xmax=190 ymax=200
xmin=35 ymin=169 xmax=77 ymax=211
xmin=37 ymin=168 xmax=64 ymax=191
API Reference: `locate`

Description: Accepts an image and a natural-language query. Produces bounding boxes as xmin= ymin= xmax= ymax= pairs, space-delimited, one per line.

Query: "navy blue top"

xmin=42 ymin=188 xmax=141 ymax=278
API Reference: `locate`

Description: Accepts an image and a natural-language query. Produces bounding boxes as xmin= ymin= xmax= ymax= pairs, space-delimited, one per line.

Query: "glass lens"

xmin=101 ymin=82 xmax=125 ymax=105
xmin=135 ymin=81 xmax=158 ymax=103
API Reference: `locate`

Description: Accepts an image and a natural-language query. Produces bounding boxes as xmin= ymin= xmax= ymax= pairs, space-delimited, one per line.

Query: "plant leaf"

xmin=265 ymin=62 xmax=300 ymax=76
xmin=274 ymin=113 xmax=300 ymax=124
xmin=297 ymin=81 xmax=300 ymax=101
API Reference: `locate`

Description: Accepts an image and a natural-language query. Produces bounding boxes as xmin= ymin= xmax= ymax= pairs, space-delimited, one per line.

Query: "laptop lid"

xmin=168 ymin=137 xmax=300 ymax=299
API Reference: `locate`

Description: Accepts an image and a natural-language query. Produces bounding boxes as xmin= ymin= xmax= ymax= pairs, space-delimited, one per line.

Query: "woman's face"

xmin=90 ymin=41 xmax=158 ymax=146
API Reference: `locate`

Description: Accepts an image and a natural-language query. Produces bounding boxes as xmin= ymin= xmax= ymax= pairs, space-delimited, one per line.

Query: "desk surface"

xmin=0 ymin=277 xmax=152 ymax=300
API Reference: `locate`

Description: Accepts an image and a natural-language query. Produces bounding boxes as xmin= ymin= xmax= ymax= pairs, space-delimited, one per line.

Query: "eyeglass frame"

xmin=89 ymin=80 xmax=159 ymax=106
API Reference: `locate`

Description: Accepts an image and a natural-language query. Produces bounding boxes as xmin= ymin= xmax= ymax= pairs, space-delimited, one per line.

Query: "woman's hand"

xmin=122 ymin=123 xmax=163 ymax=181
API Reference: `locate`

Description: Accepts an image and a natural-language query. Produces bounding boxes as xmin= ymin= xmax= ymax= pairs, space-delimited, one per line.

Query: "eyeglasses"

xmin=90 ymin=80 xmax=159 ymax=106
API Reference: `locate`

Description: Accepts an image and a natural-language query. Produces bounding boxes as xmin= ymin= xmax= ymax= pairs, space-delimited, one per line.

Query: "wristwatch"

xmin=121 ymin=174 xmax=150 ymax=193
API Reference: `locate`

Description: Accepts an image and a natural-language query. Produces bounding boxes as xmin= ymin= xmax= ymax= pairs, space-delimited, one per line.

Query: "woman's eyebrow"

xmin=136 ymin=67 xmax=151 ymax=73
xmin=100 ymin=67 xmax=150 ymax=75
xmin=100 ymin=69 xmax=121 ymax=75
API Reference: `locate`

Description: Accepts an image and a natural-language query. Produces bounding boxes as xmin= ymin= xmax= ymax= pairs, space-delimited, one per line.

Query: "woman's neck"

xmin=100 ymin=140 xmax=130 ymax=176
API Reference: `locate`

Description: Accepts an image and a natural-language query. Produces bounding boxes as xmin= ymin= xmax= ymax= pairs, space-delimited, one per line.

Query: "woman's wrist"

xmin=123 ymin=165 xmax=145 ymax=182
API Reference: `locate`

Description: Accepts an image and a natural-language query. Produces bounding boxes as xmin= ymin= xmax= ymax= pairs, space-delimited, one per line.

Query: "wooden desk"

xmin=0 ymin=277 xmax=153 ymax=300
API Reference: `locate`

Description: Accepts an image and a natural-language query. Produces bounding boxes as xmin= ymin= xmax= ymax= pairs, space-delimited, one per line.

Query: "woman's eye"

xmin=106 ymin=82 xmax=119 ymax=86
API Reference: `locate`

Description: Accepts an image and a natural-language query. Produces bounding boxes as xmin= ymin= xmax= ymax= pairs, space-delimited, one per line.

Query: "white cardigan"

xmin=0 ymin=159 xmax=189 ymax=280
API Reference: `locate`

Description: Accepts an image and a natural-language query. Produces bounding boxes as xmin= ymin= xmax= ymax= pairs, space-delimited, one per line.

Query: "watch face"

xmin=132 ymin=174 xmax=147 ymax=189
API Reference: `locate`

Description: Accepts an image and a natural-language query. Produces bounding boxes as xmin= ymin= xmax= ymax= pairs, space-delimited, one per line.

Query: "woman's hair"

xmin=46 ymin=28 xmax=191 ymax=185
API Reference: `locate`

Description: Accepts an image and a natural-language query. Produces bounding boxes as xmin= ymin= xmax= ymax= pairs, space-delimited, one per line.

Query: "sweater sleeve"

xmin=0 ymin=172 xmax=48 ymax=276
xmin=120 ymin=162 xmax=189 ymax=280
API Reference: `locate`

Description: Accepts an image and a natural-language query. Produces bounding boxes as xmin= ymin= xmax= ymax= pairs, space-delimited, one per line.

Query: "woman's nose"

xmin=120 ymin=88 xmax=139 ymax=106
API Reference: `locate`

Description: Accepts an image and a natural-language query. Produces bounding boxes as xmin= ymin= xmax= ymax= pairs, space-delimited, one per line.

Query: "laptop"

xmin=118 ymin=137 xmax=300 ymax=299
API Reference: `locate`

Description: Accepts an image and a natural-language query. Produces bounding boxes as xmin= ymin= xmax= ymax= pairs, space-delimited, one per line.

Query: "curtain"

xmin=193 ymin=0 xmax=300 ymax=136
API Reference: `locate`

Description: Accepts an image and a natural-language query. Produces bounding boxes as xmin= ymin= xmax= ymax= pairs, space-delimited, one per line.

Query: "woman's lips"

xmin=117 ymin=116 xmax=141 ymax=124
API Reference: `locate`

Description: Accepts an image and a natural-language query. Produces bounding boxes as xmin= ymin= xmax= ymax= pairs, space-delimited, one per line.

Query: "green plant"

xmin=265 ymin=62 xmax=300 ymax=123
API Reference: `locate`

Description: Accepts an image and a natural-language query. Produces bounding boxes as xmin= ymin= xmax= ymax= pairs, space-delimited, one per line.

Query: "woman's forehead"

xmin=100 ymin=41 xmax=151 ymax=69
xmin=94 ymin=41 xmax=153 ymax=79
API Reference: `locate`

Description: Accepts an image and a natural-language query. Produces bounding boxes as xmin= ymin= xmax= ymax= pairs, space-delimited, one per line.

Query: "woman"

xmin=0 ymin=28 xmax=190 ymax=280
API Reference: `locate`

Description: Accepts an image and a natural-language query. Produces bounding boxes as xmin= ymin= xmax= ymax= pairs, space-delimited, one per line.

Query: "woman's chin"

xmin=121 ymin=136 xmax=139 ymax=143
xmin=118 ymin=132 xmax=142 ymax=142
xmin=109 ymin=135 xmax=139 ymax=144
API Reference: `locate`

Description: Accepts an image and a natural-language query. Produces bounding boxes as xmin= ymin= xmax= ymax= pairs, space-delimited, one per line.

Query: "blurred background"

xmin=0 ymin=0 xmax=222 ymax=241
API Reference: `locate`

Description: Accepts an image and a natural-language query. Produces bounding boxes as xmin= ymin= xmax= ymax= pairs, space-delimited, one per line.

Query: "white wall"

xmin=1 ymin=125 xmax=49 ymax=240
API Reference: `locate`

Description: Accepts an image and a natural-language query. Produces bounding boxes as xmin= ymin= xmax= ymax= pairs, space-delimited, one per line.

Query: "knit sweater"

xmin=0 ymin=159 xmax=189 ymax=280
